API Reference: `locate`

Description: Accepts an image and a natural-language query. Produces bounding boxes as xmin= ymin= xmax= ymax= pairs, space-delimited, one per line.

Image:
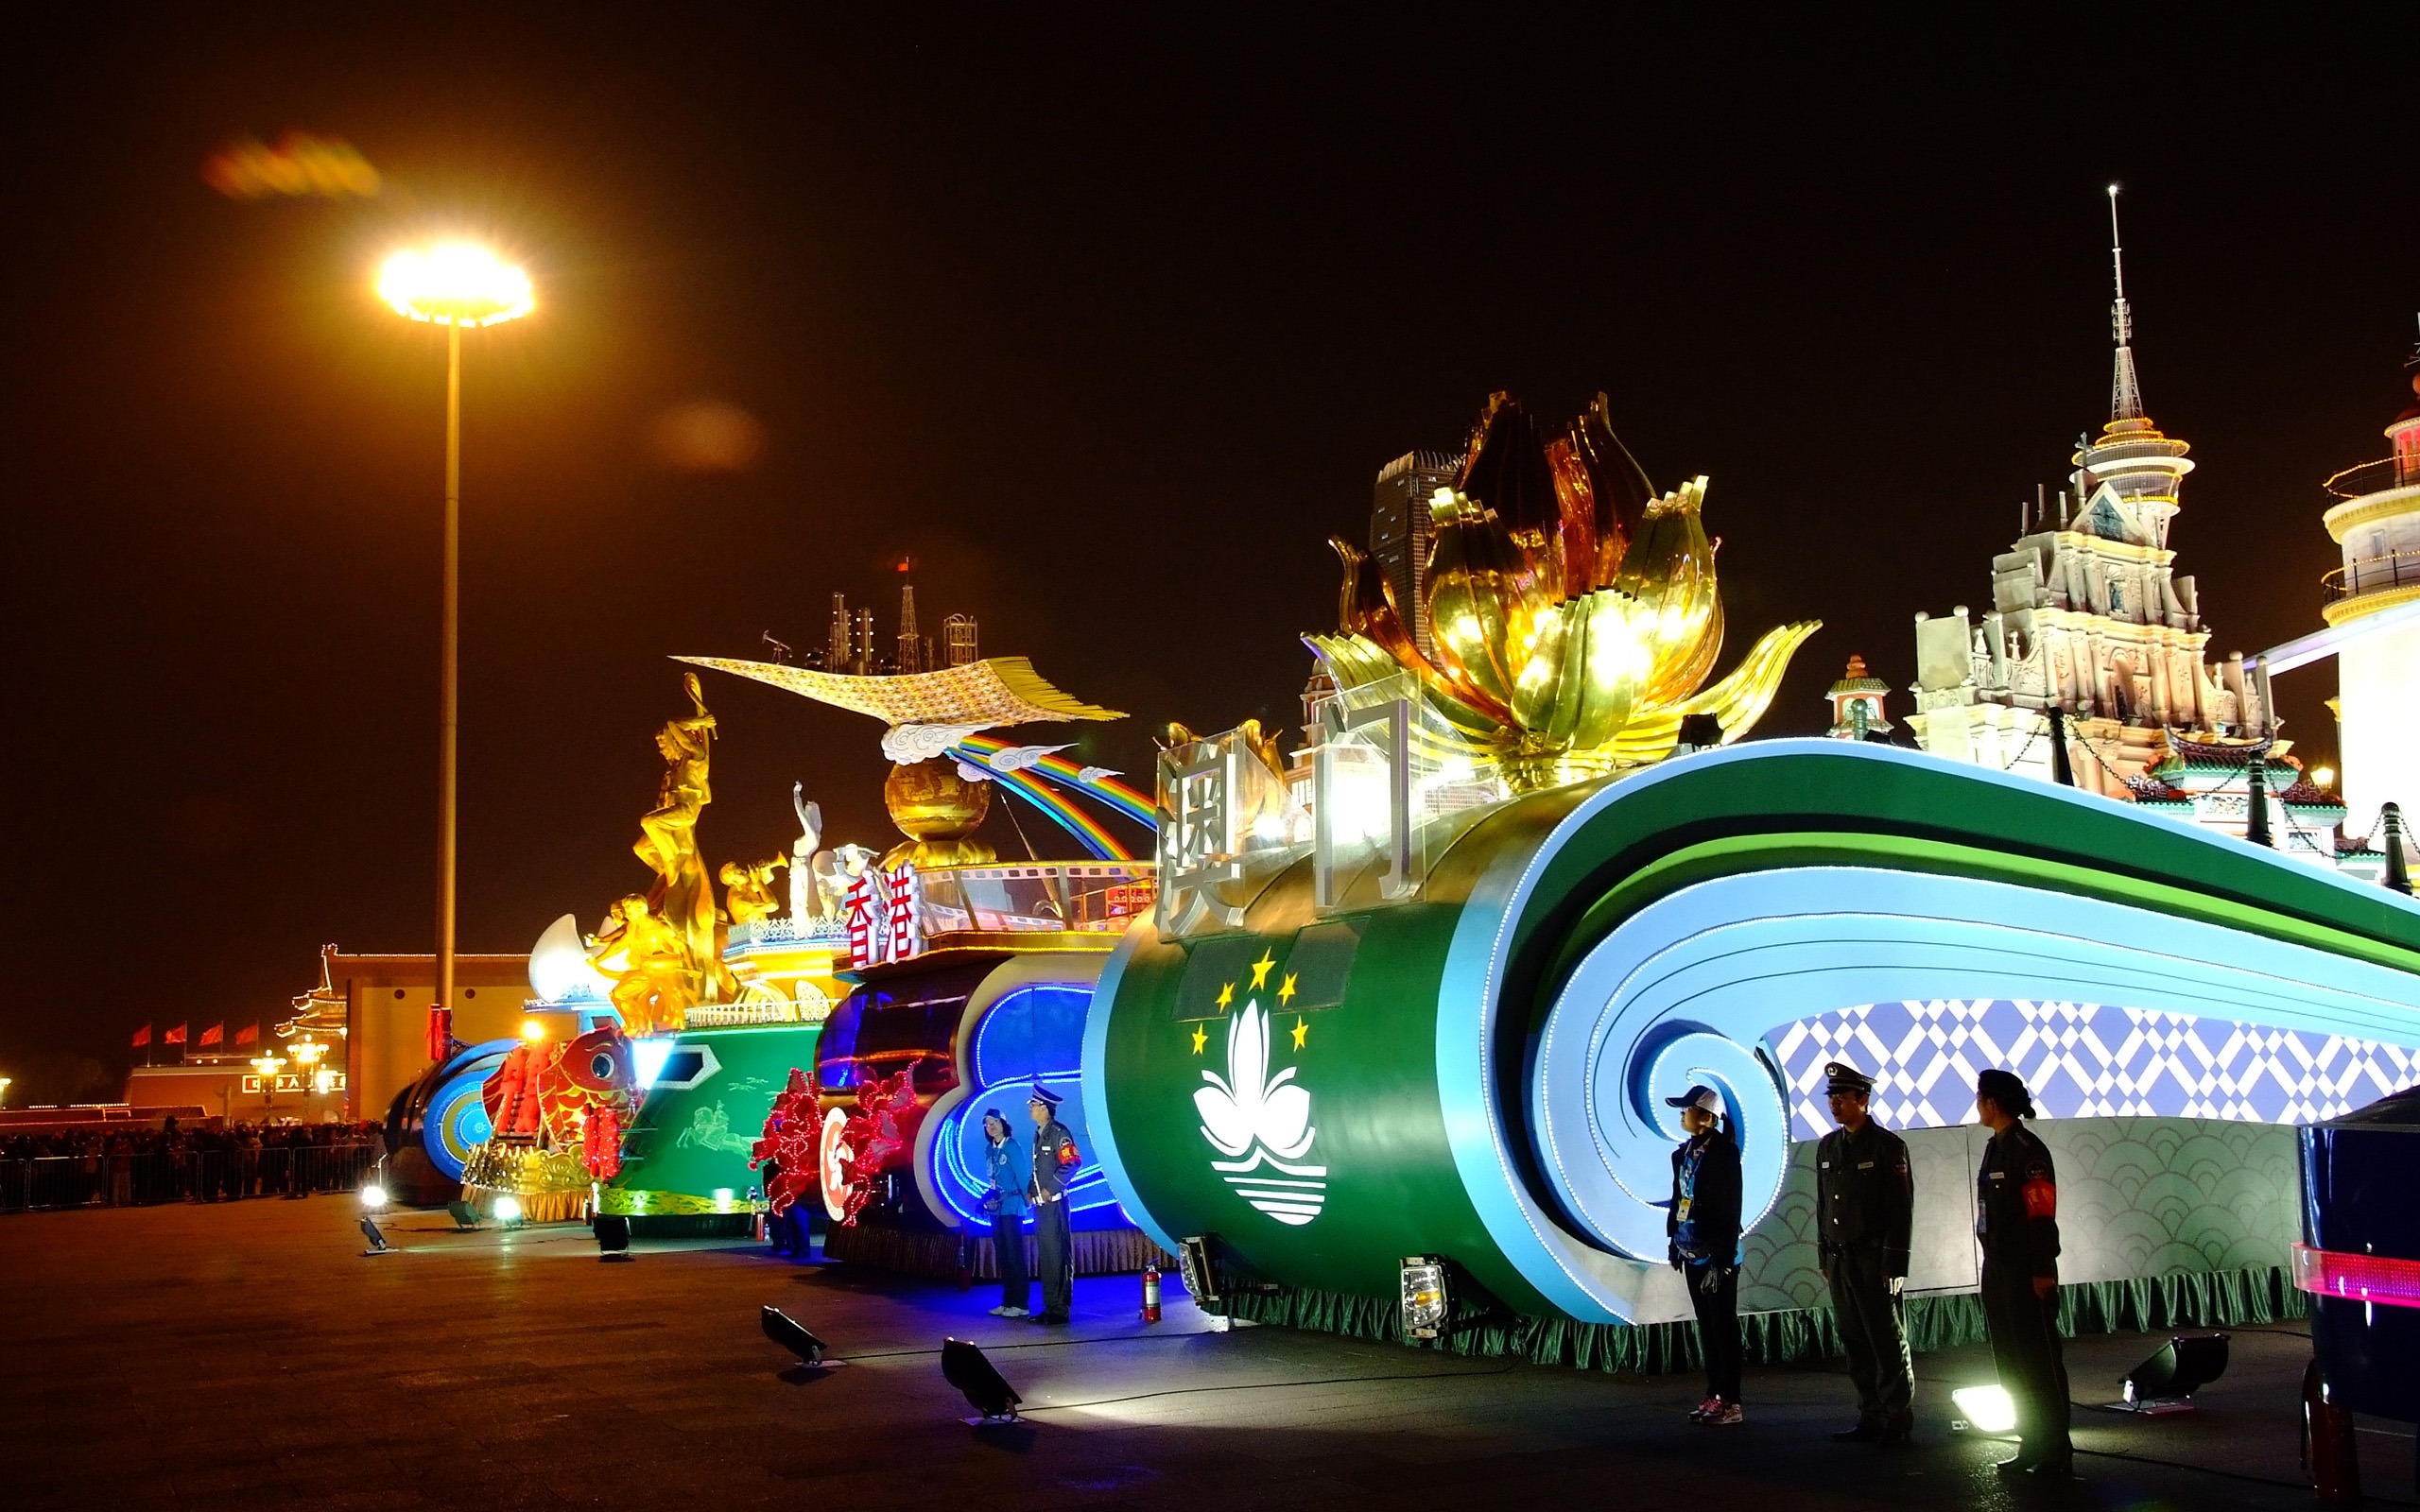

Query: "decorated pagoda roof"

xmin=1825 ymin=655 xmax=1890 ymax=697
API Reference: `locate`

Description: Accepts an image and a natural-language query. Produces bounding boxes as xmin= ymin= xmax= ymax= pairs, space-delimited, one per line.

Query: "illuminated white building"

xmin=2319 ymin=358 xmax=2420 ymax=832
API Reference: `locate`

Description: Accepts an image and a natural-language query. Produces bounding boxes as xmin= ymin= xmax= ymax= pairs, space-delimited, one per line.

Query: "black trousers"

xmin=992 ymin=1213 xmax=1030 ymax=1312
xmin=1035 ymin=1197 xmax=1073 ymax=1317
xmin=1828 ymin=1247 xmax=1913 ymax=1427
xmin=1980 ymin=1260 xmax=2071 ymax=1467
xmin=1687 ymin=1263 xmax=1742 ymax=1402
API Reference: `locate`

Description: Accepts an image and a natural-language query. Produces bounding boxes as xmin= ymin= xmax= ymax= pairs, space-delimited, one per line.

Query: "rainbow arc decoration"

xmin=678 ymin=655 xmax=1152 ymax=861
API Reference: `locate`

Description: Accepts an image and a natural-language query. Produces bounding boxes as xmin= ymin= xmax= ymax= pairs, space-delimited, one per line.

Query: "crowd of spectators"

xmin=2 ymin=1118 xmax=384 ymax=1160
xmin=0 ymin=1119 xmax=387 ymax=1209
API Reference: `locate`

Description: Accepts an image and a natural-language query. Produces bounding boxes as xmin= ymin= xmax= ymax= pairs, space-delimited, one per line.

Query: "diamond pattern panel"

xmin=1770 ymin=1000 xmax=2420 ymax=1141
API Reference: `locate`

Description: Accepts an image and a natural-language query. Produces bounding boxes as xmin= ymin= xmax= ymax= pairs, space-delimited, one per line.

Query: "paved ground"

xmin=4 ymin=1197 xmax=2413 ymax=1509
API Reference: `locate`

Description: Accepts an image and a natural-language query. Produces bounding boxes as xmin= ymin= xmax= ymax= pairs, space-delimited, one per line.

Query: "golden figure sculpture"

xmin=628 ymin=673 xmax=737 ymax=1022
xmin=1307 ymin=393 xmax=1819 ymax=791
xmin=718 ymin=856 xmax=786 ymax=926
xmin=587 ymin=896 xmax=691 ymax=1038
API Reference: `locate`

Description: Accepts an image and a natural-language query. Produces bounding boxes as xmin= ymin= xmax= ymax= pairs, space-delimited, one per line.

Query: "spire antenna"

xmin=2106 ymin=183 xmax=2144 ymax=421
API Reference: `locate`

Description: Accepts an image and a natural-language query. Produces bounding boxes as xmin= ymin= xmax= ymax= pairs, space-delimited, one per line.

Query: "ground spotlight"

xmin=761 ymin=1305 xmax=826 ymax=1366
xmin=1400 ymin=1254 xmax=1452 ymax=1340
xmin=493 ymin=1194 xmax=524 ymax=1227
xmin=358 ymin=1216 xmax=393 ymax=1257
xmin=596 ymin=1213 xmax=633 ymax=1263
xmin=358 ymin=1183 xmax=387 ymax=1211
xmin=1176 ymin=1235 xmax=1221 ymax=1306
xmin=445 ymin=1200 xmax=480 ymax=1230
xmin=1950 ymin=1384 xmax=2017 ymax=1434
xmin=942 ymin=1337 xmax=1022 ymax=1424
xmin=2117 ymin=1333 xmax=2230 ymax=1413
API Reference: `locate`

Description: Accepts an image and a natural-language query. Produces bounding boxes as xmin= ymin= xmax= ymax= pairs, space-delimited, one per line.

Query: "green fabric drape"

xmin=1217 ymin=1264 xmax=2306 ymax=1376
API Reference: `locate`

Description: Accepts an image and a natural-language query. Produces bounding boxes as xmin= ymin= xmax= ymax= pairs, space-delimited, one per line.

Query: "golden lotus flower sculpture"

xmin=1307 ymin=393 xmax=1819 ymax=791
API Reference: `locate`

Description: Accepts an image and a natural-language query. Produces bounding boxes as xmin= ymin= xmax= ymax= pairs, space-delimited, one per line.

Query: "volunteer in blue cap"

xmin=1665 ymin=1083 xmax=1745 ymax=1424
xmin=1817 ymin=1059 xmax=1916 ymax=1444
xmin=1026 ymin=1084 xmax=1081 ymax=1325
xmin=1975 ymin=1068 xmax=2072 ymax=1480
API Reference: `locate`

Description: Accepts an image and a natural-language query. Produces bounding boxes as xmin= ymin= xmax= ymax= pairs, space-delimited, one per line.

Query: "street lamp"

xmin=374 ymin=243 xmax=534 ymax=1054
xmin=289 ymin=1039 xmax=327 ymax=1118
xmin=251 ymin=1055 xmax=287 ymax=1108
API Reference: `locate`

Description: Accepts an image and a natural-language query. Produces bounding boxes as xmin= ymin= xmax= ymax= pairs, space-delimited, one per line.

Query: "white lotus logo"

xmin=1195 ymin=1001 xmax=1326 ymax=1226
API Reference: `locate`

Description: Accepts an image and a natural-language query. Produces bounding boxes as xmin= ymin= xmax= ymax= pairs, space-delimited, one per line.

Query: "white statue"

xmin=790 ymin=784 xmax=823 ymax=922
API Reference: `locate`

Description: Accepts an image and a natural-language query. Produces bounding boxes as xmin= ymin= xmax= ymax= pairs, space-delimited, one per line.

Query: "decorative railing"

xmin=2323 ymin=547 xmax=2420 ymax=604
xmin=2324 ymin=456 xmax=2420 ymax=502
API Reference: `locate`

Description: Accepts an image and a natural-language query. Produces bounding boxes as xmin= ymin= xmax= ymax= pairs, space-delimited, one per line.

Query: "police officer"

xmin=1815 ymin=1060 xmax=1915 ymax=1444
xmin=1665 ymin=1084 xmax=1745 ymax=1425
xmin=1975 ymin=1068 xmax=2072 ymax=1479
xmin=1026 ymin=1085 xmax=1081 ymax=1325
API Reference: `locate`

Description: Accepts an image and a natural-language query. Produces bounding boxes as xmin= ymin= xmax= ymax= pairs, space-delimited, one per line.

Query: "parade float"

xmin=675 ymin=649 xmax=1163 ymax=1276
xmin=1082 ymin=392 xmax=2420 ymax=1371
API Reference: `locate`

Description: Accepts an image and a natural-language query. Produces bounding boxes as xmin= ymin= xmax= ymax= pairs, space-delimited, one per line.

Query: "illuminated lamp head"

xmin=376 ymin=243 xmax=533 ymax=327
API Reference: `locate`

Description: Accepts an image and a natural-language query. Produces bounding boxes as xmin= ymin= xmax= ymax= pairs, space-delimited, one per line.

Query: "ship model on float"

xmin=1089 ymin=392 xmax=2420 ymax=1349
xmin=672 ymin=647 xmax=1164 ymax=1277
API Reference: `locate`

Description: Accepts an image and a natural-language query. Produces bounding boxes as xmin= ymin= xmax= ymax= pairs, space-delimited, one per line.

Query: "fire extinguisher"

xmin=2304 ymin=1358 xmax=2361 ymax=1503
xmin=1142 ymin=1263 xmax=1163 ymax=1323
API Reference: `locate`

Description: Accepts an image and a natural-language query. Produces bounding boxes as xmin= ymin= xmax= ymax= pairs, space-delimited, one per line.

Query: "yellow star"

xmin=1291 ymin=1017 xmax=1308 ymax=1051
xmin=1215 ymin=981 xmax=1235 ymax=1010
xmin=1189 ymin=1023 xmax=1207 ymax=1055
xmin=1249 ymin=950 xmax=1276 ymax=990
xmin=1277 ymin=971 xmax=1298 ymax=1006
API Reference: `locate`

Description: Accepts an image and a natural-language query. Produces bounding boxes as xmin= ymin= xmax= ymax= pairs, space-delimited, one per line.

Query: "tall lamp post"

xmin=374 ymin=246 xmax=534 ymax=1057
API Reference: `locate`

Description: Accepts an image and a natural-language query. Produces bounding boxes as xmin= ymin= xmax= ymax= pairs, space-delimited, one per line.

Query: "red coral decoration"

xmin=752 ymin=1068 xmax=822 ymax=1218
xmin=829 ymin=1068 xmax=921 ymax=1227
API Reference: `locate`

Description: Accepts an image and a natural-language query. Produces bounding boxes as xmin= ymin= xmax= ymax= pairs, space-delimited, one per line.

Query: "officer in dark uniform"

xmin=1815 ymin=1060 xmax=1916 ymax=1443
xmin=1975 ymin=1068 xmax=2072 ymax=1479
xmin=1026 ymin=1085 xmax=1081 ymax=1325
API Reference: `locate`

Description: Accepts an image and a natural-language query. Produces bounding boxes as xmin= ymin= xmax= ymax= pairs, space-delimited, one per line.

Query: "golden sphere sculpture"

xmin=881 ymin=758 xmax=996 ymax=868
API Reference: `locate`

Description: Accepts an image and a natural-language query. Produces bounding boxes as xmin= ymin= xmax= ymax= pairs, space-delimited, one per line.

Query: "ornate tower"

xmin=1824 ymin=656 xmax=1892 ymax=740
xmin=2320 ymin=332 xmax=2420 ymax=827
xmin=1908 ymin=189 xmax=2263 ymax=806
xmin=895 ymin=577 xmax=924 ymax=675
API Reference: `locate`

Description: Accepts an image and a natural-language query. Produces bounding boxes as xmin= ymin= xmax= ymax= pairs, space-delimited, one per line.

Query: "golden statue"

xmin=718 ymin=855 xmax=786 ymax=926
xmin=629 ymin=673 xmax=737 ymax=1021
xmin=1307 ymin=393 xmax=1818 ymax=791
xmin=586 ymin=896 xmax=691 ymax=1038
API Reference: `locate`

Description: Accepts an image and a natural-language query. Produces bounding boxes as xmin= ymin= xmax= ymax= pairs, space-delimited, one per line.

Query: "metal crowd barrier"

xmin=0 ymin=1143 xmax=382 ymax=1212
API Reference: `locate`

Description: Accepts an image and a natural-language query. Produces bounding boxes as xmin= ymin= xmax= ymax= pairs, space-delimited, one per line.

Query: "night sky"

xmin=6 ymin=11 xmax=2414 ymax=1100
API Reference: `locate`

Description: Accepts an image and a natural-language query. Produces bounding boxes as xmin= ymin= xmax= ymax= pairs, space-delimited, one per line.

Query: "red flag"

xmin=235 ymin=1023 xmax=259 ymax=1045
xmin=164 ymin=1023 xmax=187 ymax=1045
xmin=131 ymin=1023 xmax=151 ymax=1048
xmin=199 ymin=1023 xmax=224 ymax=1046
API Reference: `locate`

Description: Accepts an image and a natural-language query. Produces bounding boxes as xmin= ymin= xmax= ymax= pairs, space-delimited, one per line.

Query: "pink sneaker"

xmin=1705 ymin=1400 xmax=1744 ymax=1426
xmin=1687 ymin=1395 xmax=1721 ymax=1422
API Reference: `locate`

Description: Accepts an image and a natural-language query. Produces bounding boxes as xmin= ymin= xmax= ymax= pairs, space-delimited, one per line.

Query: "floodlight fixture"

xmin=1177 ymin=1235 xmax=1222 ymax=1306
xmin=942 ymin=1337 xmax=1022 ymax=1424
xmin=493 ymin=1194 xmax=524 ymax=1227
xmin=1950 ymin=1384 xmax=2018 ymax=1434
xmin=359 ymin=1216 xmax=393 ymax=1257
xmin=445 ymin=1199 xmax=480 ymax=1230
xmin=1401 ymin=1254 xmax=1452 ymax=1340
xmin=761 ymin=1305 xmax=826 ymax=1366
xmin=359 ymin=1183 xmax=388 ymax=1211
xmin=2117 ymin=1333 xmax=2230 ymax=1413
xmin=596 ymin=1213 xmax=633 ymax=1262
xmin=377 ymin=244 xmax=534 ymax=328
